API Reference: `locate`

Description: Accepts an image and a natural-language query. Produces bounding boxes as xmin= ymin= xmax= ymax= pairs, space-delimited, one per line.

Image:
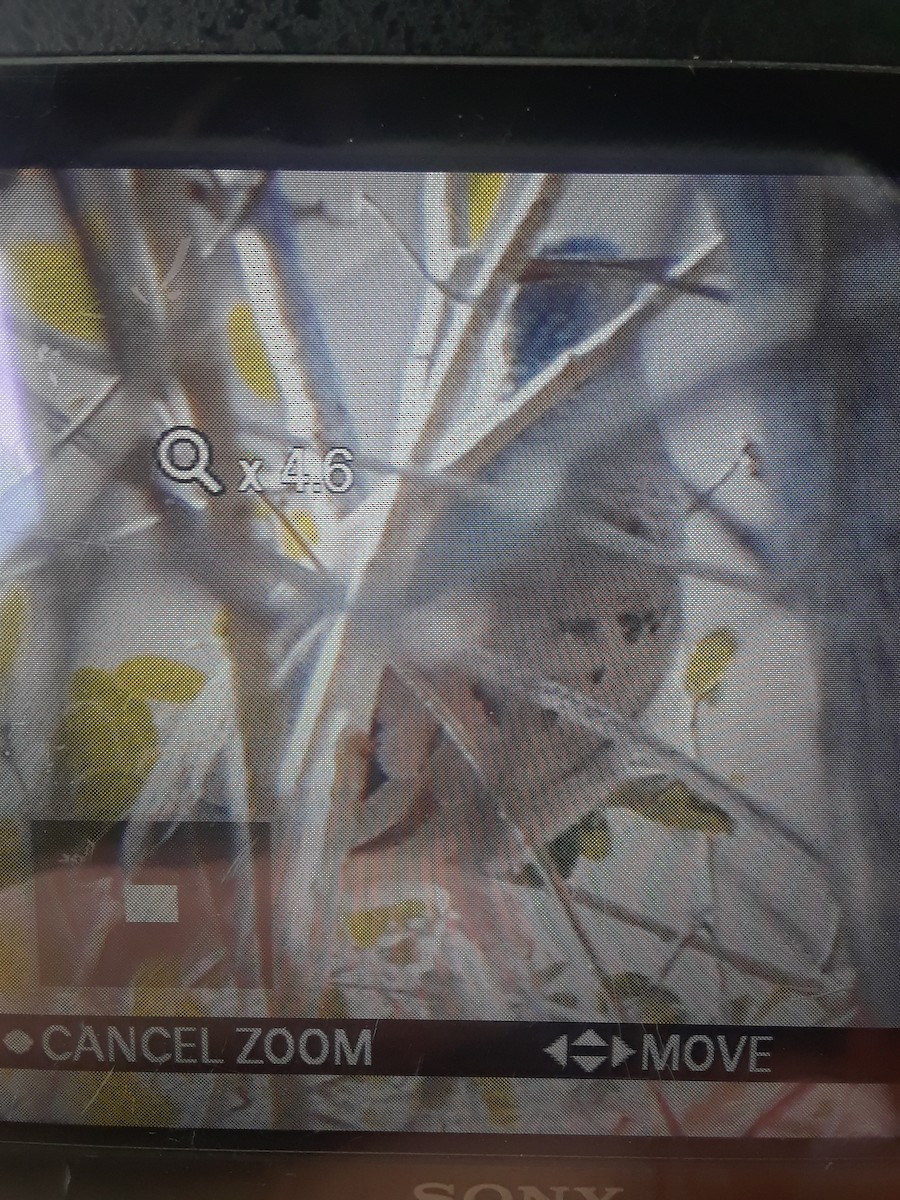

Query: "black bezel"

xmin=0 ymin=55 xmax=899 ymax=1194
xmin=0 ymin=58 xmax=896 ymax=173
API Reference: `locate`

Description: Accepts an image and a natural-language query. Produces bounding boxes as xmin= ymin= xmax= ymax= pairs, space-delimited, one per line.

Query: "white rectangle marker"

xmin=123 ymin=883 xmax=179 ymax=924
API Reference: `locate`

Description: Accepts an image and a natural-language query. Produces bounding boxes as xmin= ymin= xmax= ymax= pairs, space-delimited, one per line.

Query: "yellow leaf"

xmin=684 ymin=627 xmax=738 ymax=702
xmin=416 ymin=1076 xmax=459 ymax=1110
xmin=344 ymin=910 xmax=388 ymax=949
xmin=318 ymin=984 xmax=348 ymax=1019
xmin=69 ymin=665 xmax=126 ymax=707
xmin=579 ymin=824 xmax=612 ymax=860
xmin=599 ymin=973 xmax=686 ymax=1022
xmin=0 ymin=922 xmax=31 ymax=990
xmin=469 ymin=174 xmax=505 ymax=241
xmin=0 ymin=820 xmax=29 ymax=892
xmin=75 ymin=1072 xmax=180 ymax=1127
xmin=227 ymin=302 xmax=278 ymax=400
xmin=0 ymin=587 xmax=27 ymax=682
xmin=653 ymin=782 xmax=733 ymax=834
xmin=60 ymin=667 xmax=159 ymax=818
xmin=725 ymin=995 xmax=752 ymax=1023
xmin=84 ymin=209 xmax=112 ymax=248
xmin=756 ymin=981 xmax=792 ymax=1022
xmin=344 ymin=899 xmax=429 ymax=948
xmin=115 ymin=655 xmax=206 ymax=704
xmin=606 ymin=777 xmax=733 ymax=835
xmin=75 ymin=770 xmax=147 ymax=821
xmin=280 ymin=509 xmax=320 ymax=561
xmin=479 ymin=1077 xmax=518 ymax=1127
xmin=387 ymin=937 xmax=417 ymax=965
xmin=61 ymin=699 xmax=157 ymax=776
xmin=642 ymin=997 xmax=684 ymax=1023
xmin=213 ymin=607 xmax=232 ymax=642
xmin=5 ymin=238 xmax=105 ymax=341
xmin=61 ymin=687 xmax=158 ymax=775
xmin=603 ymin=971 xmax=654 ymax=999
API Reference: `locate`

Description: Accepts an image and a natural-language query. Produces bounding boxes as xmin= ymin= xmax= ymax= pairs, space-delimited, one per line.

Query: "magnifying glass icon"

xmin=156 ymin=426 xmax=225 ymax=495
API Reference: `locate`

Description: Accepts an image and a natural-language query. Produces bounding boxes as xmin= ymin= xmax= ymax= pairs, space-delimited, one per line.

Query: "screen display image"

xmin=0 ymin=167 xmax=897 ymax=1139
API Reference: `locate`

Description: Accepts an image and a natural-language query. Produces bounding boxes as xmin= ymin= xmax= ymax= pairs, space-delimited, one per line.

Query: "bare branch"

xmin=440 ymin=233 xmax=724 ymax=477
xmin=397 ymin=174 xmax=567 ymax=462
xmin=474 ymin=648 xmax=833 ymax=877
xmin=238 ymin=175 xmax=358 ymax=459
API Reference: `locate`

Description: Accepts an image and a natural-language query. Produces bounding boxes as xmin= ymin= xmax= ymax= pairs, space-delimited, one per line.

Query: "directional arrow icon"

xmin=573 ymin=1029 xmax=608 ymax=1049
xmin=572 ymin=1054 xmax=605 ymax=1073
xmin=544 ymin=1029 xmax=631 ymax=1073
xmin=611 ymin=1035 xmax=636 ymax=1069
xmin=544 ymin=1034 xmax=568 ymax=1068
xmin=572 ymin=1029 xmax=608 ymax=1072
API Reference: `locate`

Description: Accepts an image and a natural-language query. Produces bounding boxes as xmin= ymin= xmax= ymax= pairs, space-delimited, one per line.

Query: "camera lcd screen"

xmin=0 ymin=165 xmax=897 ymax=1139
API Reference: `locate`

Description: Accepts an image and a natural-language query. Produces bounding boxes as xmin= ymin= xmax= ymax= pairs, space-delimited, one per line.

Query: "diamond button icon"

xmin=572 ymin=1029 xmax=608 ymax=1072
xmin=3 ymin=1029 xmax=33 ymax=1054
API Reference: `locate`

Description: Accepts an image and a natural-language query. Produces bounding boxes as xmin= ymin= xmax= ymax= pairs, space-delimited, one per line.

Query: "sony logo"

xmin=413 ymin=1186 xmax=624 ymax=1200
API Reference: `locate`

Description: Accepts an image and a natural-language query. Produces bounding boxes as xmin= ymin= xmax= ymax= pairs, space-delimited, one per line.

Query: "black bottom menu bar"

xmin=0 ymin=1018 xmax=899 ymax=1082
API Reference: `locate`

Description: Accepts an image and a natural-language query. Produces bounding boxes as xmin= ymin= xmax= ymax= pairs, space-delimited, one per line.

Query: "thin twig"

xmin=570 ymin=884 xmax=830 ymax=995
xmin=442 ymin=233 xmax=725 ymax=477
xmin=46 ymin=376 xmax=122 ymax=456
xmin=474 ymin=649 xmax=832 ymax=875
xmin=394 ymin=665 xmax=621 ymax=1010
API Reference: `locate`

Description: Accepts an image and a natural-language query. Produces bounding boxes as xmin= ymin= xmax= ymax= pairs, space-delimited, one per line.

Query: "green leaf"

xmin=579 ymin=820 xmax=612 ymax=860
xmin=0 ymin=588 xmax=27 ymax=682
xmin=546 ymin=819 xmax=587 ymax=878
xmin=756 ymin=981 xmax=792 ymax=1022
xmin=533 ymin=963 xmax=566 ymax=987
xmin=515 ymin=863 xmax=545 ymax=888
xmin=606 ymin=777 xmax=733 ymax=835
xmin=479 ymin=1077 xmax=518 ymax=1127
xmin=684 ymin=627 xmax=738 ymax=702
xmin=547 ymin=992 xmax=580 ymax=1009
xmin=724 ymin=995 xmax=752 ymax=1024
xmin=0 ymin=820 xmax=29 ymax=891
xmin=115 ymin=656 xmax=206 ymax=704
